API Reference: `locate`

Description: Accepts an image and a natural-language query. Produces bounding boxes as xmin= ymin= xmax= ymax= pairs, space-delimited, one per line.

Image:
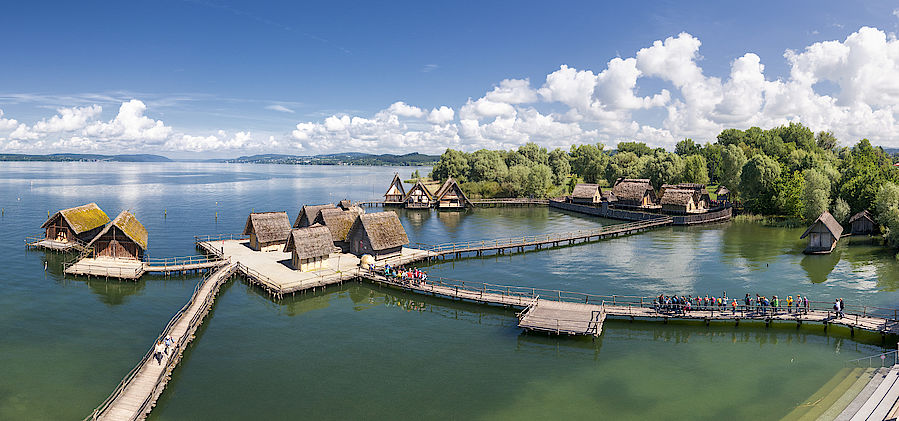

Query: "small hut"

xmin=433 ymin=177 xmax=473 ymax=209
xmin=314 ymin=208 xmax=358 ymax=251
xmin=801 ymin=211 xmax=843 ymax=254
xmin=243 ymin=211 xmax=291 ymax=251
xmin=849 ymin=210 xmax=877 ymax=235
xmin=283 ymin=226 xmax=333 ymax=272
xmin=384 ymin=173 xmax=406 ymax=204
xmin=715 ymin=185 xmax=730 ymax=203
xmin=86 ymin=210 xmax=148 ymax=260
xmin=404 ymin=180 xmax=433 ymax=209
xmin=660 ymin=189 xmax=697 ymax=213
xmin=293 ymin=204 xmax=334 ymax=228
xmin=41 ymin=203 xmax=110 ymax=245
xmin=611 ymin=178 xmax=657 ymax=208
xmin=346 ymin=211 xmax=409 ymax=259
xmin=570 ymin=184 xmax=602 ymax=205
xmin=675 ymin=183 xmax=711 ymax=209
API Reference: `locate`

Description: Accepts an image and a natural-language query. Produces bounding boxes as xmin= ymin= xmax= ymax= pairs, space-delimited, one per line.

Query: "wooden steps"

xmin=782 ymin=367 xmax=868 ymax=421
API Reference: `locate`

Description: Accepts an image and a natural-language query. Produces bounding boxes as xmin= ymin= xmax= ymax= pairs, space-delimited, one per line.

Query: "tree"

xmin=524 ymin=164 xmax=553 ymax=197
xmin=776 ymin=170 xmax=804 ymax=218
xmin=518 ymin=142 xmax=548 ymax=166
xmin=833 ymin=198 xmax=850 ymax=223
xmin=720 ymin=144 xmax=747 ymax=194
xmin=431 ymin=149 xmax=470 ymax=182
xmin=505 ymin=151 xmax=531 ymax=168
xmin=548 ymin=148 xmax=571 ymax=185
xmin=773 ymin=122 xmax=815 ymax=151
xmin=801 ymin=168 xmax=830 ymax=223
xmin=675 ymin=138 xmax=701 ymax=156
xmin=469 ymin=149 xmax=508 ymax=182
xmin=504 ymin=165 xmax=531 ymax=197
xmin=681 ymin=154 xmax=709 ymax=184
xmin=702 ymin=144 xmax=723 ymax=183
xmin=641 ymin=151 xmax=683 ymax=189
xmin=604 ymin=151 xmax=642 ymax=185
xmin=569 ymin=143 xmax=608 ymax=184
xmin=740 ymin=154 xmax=782 ymax=214
xmin=617 ymin=141 xmax=652 ymax=156
xmin=875 ymin=182 xmax=899 ymax=248
xmin=816 ymin=131 xmax=838 ymax=151
xmin=838 ymin=139 xmax=896 ymax=213
xmin=717 ymin=128 xmax=746 ymax=146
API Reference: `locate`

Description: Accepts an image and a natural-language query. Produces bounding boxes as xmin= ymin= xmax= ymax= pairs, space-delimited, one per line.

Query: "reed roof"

xmin=315 ymin=208 xmax=358 ymax=242
xmin=87 ymin=210 xmax=148 ymax=250
xmin=611 ymin=179 xmax=654 ymax=202
xmin=283 ymin=226 xmax=333 ymax=259
xmin=244 ymin=211 xmax=291 ymax=244
xmin=384 ymin=173 xmax=406 ymax=197
xmin=571 ymin=183 xmax=601 ymax=199
xmin=434 ymin=177 xmax=473 ymax=205
xmin=42 ymin=202 xmax=110 ymax=234
xmin=337 ymin=200 xmax=352 ymax=210
xmin=801 ymin=211 xmax=843 ymax=239
xmin=349 ymin=211 xmax=409 ymax=251
xmin=660 ymin=189 xmax=695 ymax=206
xmin=405 ymin=180 xmax=434 ymax=200
xmin=715 ymin=185 xmax=730 ymax=195
xmin=849 ymin=210 xmax=874 ymax=224
xmin=293 ymin=204 xmax=334 ymax=228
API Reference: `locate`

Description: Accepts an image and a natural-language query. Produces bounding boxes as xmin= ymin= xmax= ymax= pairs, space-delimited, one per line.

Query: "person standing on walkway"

xmin=154 ymin=340 xmax=165 ymax=365
xmin=164 ymin=335 xmax=174 ymax=355
xmin=839 ymin=298 xmax=845 ymax=318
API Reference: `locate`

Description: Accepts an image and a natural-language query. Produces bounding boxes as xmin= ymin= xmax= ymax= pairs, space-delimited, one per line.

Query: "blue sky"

xmin=2 ymin=0 xmax=899 ymax=157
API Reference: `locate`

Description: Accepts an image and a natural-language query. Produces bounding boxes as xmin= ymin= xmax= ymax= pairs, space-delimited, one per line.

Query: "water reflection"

xmin=800 ymin=248 xmax=842 ymax=283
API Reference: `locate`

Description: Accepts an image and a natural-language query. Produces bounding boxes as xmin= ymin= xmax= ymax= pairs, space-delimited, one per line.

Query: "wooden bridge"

xmin=415 ymin=217 xmax=673 ymax=259
xmin=63 ymin=255 xmax=229 ymax=280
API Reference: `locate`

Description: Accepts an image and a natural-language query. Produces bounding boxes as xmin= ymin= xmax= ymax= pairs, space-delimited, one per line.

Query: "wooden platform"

xmin=518 ymin=300 xmax=605 ymax=336
xmin=64 ymin=256 xmax=229 ymax=280
xmin=26 ymin=236 xmax=91 ymax=253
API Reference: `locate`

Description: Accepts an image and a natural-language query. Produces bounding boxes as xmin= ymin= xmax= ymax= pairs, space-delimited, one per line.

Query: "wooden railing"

xmin=144 ymin=255 xmax=229 ymax=270
xmin=194 ymin=233 xmax=250 ymax=244
xmin=62 ymin=260 xmax=144 ymax=279
xmin=845 ymin=349 xmax=899 ymax=368
xmin=415 ymin=218 xmax=671 ymax=255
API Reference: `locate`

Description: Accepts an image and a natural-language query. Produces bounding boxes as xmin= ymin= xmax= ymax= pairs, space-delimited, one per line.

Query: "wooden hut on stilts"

xmin=86 ymin=210 xmax=148 ymax=260
xmin=404 ymin=180 xmax=434 ymax=209
xmin=37 ymin=203 xmax=110 ymax=251
xmin=801 ymin=211 xmax=843 ymax=254
xmin=293 ymin=204 xmax=334 ymax=228
xmin=346 ymin=211 xmax=409 ymax=260
xmin=283 ymin=226 xmax=333 ymax=272
xmin=433 ymin=177 xmax=473 ymax=209
xmin=849 ymin=210 xmax=878 ymax=235
xmin=243 ymin=211 xmax=292 ymax=251
xmin=384 ymin=173 xmax=406 ymax=205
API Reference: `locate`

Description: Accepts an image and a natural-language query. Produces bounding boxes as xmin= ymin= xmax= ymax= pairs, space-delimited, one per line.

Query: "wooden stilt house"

xmin=404 ymin=180 xmax=434 ymax=209
xmin=611 ymin=178 xmax=657 ymax=208
xmin=337 ymin=200 xmax=353 ymax=211
xmin=849 ymin=210 xmax=878 ymax=235
xmin=41 ymin=203 xmax=110 ymax=246
xmin=293 ymin=204 xmax=334 ymax=228
xmin=384 ymin=173 xmax=406 ymax=204
xmin=801 ymin=211 xmax=843 ymax=254
xmin=86 ymin=210 xmax=148 ymax=260
xmin=346 ymin=211 xmax=409 ymax=260
xmin=570 ymin=184 xmax=602 ymax=205
xmin=715 ymin=185 xmax=730 ymax=203
xmin=433 ymin=177 xmax=473 ymax=209
xmin=313 ymin=208 xmax=358 ymax=251
xmin=660 ymin=189 xmax=697 ymax=213
xmin=283 ymin=226 xmax=333 ymax=272
xmin=243 ymin=211 xmax=292 ymax=251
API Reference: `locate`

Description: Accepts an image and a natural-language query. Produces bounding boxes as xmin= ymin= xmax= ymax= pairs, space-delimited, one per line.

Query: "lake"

xmin=0 ymin=162 xmax=896 ymax=420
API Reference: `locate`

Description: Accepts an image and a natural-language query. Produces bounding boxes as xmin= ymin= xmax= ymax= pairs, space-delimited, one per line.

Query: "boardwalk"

xmin=64 ymin=255 xmax=229 ymax=280
xmin=87 ymin=262 xmax=238 ymax=421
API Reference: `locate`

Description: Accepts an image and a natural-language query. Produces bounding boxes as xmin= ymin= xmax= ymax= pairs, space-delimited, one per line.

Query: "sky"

xmin=2 ymin=1 xmax=899 ymax=158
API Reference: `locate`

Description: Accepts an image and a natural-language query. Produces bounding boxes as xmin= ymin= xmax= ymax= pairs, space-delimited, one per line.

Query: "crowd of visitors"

xmin=651 ymin=293 xmax=848 ymax=317
xmin=382 ymin=264 xmax=428 ymax=286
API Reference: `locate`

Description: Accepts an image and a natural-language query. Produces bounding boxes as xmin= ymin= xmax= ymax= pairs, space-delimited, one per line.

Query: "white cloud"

xmin=427 ymin=106 xmax=454 ymax=124
xmin=387 ymin=101 xmax=425 ymax=118
xmin=265 ymin=104 xmax=295 ymax=113
xmin=0 ymin=110 xmax=19 ymax=131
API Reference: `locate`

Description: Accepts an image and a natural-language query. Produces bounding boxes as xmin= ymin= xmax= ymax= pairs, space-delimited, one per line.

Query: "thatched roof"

xmin=293 ymin=204 xmax=334 ymax=228
xmin=243 ymin=212 xmax=291 ymax=244
xmin=283 ymin=226 xmax=333 ymax=259
xmin=660 ymin=189 xmax=695 ymax=206
xmin=314 ymin=208 xmax=358 ymax=242
xmin=849 ymin=210 xmax=874 ymax=224
xmin=405 ymin=180 xmax=433 ymax=200
xmin=571 ymin=183 xmax=601 ymax=199
xmin=87 ymin=210 xmax=148 ymax=250
xmin=801 ymin=211 xmax=843 ymax=239
xmin=42 ymin=203 xmax=110 ymax=234
xmin=384 ymin=173 xmax=406 ymax=198
xmin=611 ymin=179 xmax=654 ymax=202
xmin=337 ymin=200 xmax=352 ymax=210
xmin=715 ymin=185 xmax=730 ymax=195
xmin=601 ymin=191 xmax=617 ymax=202
xmin=349 ymin=211 xmax=409 ymax=251
xmin=434 ymin=177 xmax=473 ymax=205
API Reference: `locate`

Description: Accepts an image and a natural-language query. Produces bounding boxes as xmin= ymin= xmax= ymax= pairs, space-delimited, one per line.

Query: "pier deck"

xmin=64 ymin=256 xmax=229 ymax=280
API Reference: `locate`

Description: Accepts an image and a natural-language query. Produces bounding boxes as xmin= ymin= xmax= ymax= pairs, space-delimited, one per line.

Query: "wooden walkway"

xmin=63 ymin=255 xmax=229 ymax=280
xmin=415 ymin=217 xmax=672 ymax=258
xmin=86 ymin=262 xmax=238 ymax=421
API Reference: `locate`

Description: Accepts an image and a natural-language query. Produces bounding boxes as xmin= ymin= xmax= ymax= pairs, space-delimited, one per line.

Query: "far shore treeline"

xmin=429 ymin=122 xmax=899 ymax=251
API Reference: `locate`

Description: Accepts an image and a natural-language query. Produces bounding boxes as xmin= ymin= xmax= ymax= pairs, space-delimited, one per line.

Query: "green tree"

xmin=681 ymin=154 xmax=710 ymax=184
xmin=548 ymin=148 xmax=571 ymax=185
xmin=675 ymin=138 xmax=701 ymax=156
xmin=838 ymin=139 xmax=896 ymax=213
xmin=740 ymin=154 xmax=782 ymax=214
xmin=604 ymin=151 xmax=642 ymax=185
xmin=524 ymin=164 xmax=553 ymax=197
xmin=469 ymin=149 xmax=508 ymax=182
xmin=518 ymin=142 xmax=549 ymax=166
xmin=776 ymin=170 xmax=804 ymax=218
xmin=875 ymin=182 xmax=899 ymax=248
xmin=816 ymin=131 xmax=838 ymax=151
xmin=617 ymin=141 xmax=652 ymax=156
xmin=720 ymin=144 xmax=747 ymax=194
xmin=773 ymin=122 xmax=815 ymax=151
xmin=801 ymin=168 xmax=830 ymax=223
xmin=505 ymin=151 xmax=531 ymax=168
xmin=642 ymin=151 xmax=684 ymax=188
xmin=702 ymin=143 xmax=723 ymax=183
xmin=504 ymin=165 xmax=531 ymax=196
xmin=569 ymin=143 xmax=608 ymax=183
xmin=833 ymin=198 xmax=850 ymax=223
xmin=431 ymin=149 xmax=470 ymax=182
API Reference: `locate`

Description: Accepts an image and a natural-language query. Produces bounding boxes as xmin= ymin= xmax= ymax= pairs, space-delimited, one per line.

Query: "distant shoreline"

xmin=0 ymin=152 xmax=439 ymax=166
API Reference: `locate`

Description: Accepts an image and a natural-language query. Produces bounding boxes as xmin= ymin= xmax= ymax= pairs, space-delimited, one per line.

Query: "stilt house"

xmin=41 ymin=203 xmax=110 ymax=245
xmin=849 ymin=210 xmax=877 ymax=235
xmin=346 ymin=211 xmax=409 ymax=260
xmin=283 ymin=226 xmax=333 ymax=272
xmin=433 ymin=177 xmax=473 ymax=209
xmin=384 ymin=173 xmax=406 ymax=204
xmin=337 ymin=200 xmax=353 ymax=211
xmin=404 ymin=180 xmax=433 ymax=209
xmin=243 ymin=211 xmax=292 ymax=251
xmin=611 ymin=178 xmax=657 ymax=208
xmin=313 ymin=208 xmax=358 ymax=251
xmin=674 ymin=183 xmax=711 ymax=209
xmin=715 ymin=185 xmax=730 ymax=203
xmin=86 ymin=210 xmax=148 ymax=260
xmin=660 ymin=189 xmax=697 ymax=213
xmin=293 ymin=204 xmax=334 ymax=228
xmin=801 ymin=211 xmax=843 ymax=254
xmin=570 ymin=184 xmax=602 ymax=205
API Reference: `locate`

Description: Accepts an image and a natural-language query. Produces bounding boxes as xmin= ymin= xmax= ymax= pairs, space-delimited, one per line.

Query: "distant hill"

xmin=224 ymin=152 xmax=439 ymax=166
xmin=0 ymin=153 xmax=172 ymax=162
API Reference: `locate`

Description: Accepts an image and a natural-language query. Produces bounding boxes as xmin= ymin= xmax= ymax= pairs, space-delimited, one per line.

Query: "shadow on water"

xmin=721 ymin=222 xmax=806 ymax=266
xmin=800 ymin=248 xmax=842 ymax=283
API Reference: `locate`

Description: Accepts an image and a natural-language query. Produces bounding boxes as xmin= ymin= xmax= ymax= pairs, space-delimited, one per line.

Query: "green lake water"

xmin=0 ymin=162 xmax=896 ymax=420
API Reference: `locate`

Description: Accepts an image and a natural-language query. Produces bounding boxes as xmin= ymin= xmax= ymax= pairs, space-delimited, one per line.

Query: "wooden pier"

xmin=63 ymin=255 xmax=229 ymax=280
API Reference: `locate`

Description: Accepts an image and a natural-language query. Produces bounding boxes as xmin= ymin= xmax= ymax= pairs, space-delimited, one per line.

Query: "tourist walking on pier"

xmin=164 ymin=335 xmax=174 ymax=355
xmin=839 ymin=298 xmax=845 ymax=317
xmin=154 ymin=340 xmax=166 ymax=365
xmin=787 ymin=296 xmax=793 ymax=313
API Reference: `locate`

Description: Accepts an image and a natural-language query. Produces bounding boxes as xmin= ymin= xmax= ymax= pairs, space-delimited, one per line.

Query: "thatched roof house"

xmin=346 ymin=211 xmax=409 ymax=259
xmin=293 ymin=204 xmax=334 ymax=228
xmin=41 ymin=202 xmax=110 ymax=244
xmin=337 ymin=200 xmax=353 ymax=210
xmin=433 ymin=177 xmax=473 ymax=209
xmin=571 ymin=183 xmax=602 ymax=205
xmin=801 ymin=211 xmax=843 ymax=254
xmin=86 ymin=210 xmax=148 ymax=260
xmin=676 ymin=183 xmax=711 ymax=208
xmin=404 ymin=180 xmax=433 ymax=209
xmin=849 ymin=210 xmax=877 ymax=235
xmin=243 ymin=211 xmax=291 ymax=251
xmin=660 ymin=188 xmax=697 ymax=213
xmin=715 ymin=185 xmax=730 ymax=202
xmin=283 ymin=226 xmax=332 ymax=272
xmin=611 ymin=178 xmax=657 ymax=207
xmin=314 ymin=208 xmax=358 ymax=249
xmin=384 ymin=173 xmax=406 ymax=204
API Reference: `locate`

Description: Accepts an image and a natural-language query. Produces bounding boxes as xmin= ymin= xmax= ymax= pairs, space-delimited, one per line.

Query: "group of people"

xmin=652 ymin=292 xmax=823 ymax=316
xmin=834 ymin=298 xmax=846 ymax=318
xmin=153 ymin=335 xmax=175 ymax=365
xmin=382 ymin=264 xmax=428 ymax=285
